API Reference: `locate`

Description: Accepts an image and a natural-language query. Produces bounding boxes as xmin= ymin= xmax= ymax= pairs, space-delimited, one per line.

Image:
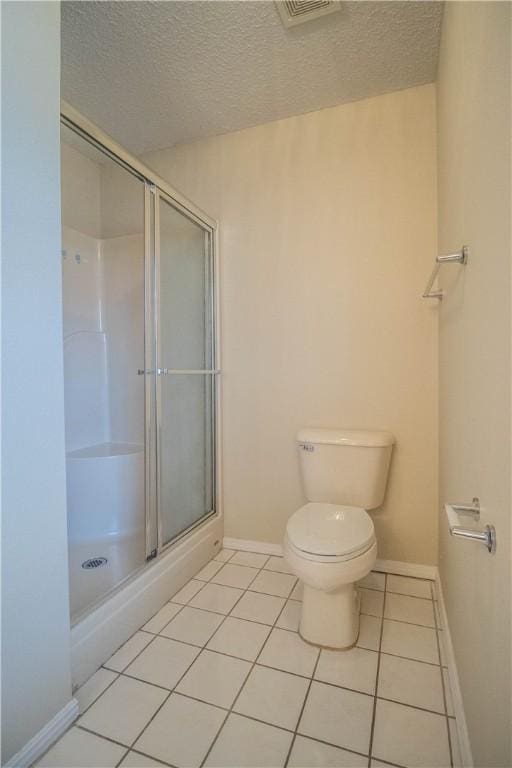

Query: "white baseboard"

xmin=223 ymin=537 xmax=283 ymax=556
xmin=223 ymin=538 xmax=437 ymax=580
xmin=374 ymin=558 xmax=437 ymax=580
xmin=435 ymin=571 xmax=473 ymax=767
xmin=4 ymin=698 xmax=79 ymax=768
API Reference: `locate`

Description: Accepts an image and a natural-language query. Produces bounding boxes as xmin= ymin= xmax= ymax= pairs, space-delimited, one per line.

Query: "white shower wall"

xmin=62 ymin=228 xmax=144 ymax=451
xmin=102 ymin=233 xmax=145 ymax=445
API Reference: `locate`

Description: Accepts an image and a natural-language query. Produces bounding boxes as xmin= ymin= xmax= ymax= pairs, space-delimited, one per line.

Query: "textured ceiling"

xmin=61 ymin=0 xmax=443 ymax=154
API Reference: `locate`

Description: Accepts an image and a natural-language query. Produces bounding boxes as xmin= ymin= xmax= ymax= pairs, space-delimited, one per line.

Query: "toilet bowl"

xmin=283 ymin=428 xmax=394 ymax=649
xmin=284 ymin=502 xmax=377 ymax=648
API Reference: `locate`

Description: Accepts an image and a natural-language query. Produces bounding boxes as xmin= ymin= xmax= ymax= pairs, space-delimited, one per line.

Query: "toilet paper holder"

xmin=445 ymin=498 xmax=496 ymax=554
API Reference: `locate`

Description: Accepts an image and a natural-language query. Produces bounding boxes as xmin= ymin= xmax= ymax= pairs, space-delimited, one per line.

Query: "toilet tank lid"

xmin=296 ymin=428 xmax=395 ymax=447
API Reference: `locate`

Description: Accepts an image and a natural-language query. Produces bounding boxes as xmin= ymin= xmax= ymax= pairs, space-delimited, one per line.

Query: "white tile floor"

xmin=38 ymin=550 xmax=460 ymax=768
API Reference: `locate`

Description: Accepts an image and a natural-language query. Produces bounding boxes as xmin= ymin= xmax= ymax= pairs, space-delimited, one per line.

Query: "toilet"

xmin=284 ymin=428 xmax=394 ymax=649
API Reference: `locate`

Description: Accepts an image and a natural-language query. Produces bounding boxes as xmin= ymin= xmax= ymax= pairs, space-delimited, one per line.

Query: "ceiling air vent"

xmin=275 ymin=0 xmax=342 ymax=28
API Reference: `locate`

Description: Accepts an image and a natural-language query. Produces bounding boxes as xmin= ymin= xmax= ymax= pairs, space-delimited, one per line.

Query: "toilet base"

xmin=299 ymin=582 xmax=360 ymax=649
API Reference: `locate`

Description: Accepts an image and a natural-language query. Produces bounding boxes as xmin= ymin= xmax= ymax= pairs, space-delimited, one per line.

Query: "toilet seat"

xmin=286 ymin=502 xmax=375 ymax=562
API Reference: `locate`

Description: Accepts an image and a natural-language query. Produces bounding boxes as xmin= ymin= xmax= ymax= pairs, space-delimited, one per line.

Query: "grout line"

xmin=384 ymin=589 xmax=434 ymax=601
xmin=122 ymin=747 xmax=179 ymax=768
xmin=379 ymin=649 xmax=441 ymax=668
xmin=141 ymin=599 xmax=187 ymax=634
xmin=76 ymin=723 xmax=136 ymax=750
xmin=76 ymin=671 xmax=122 ymax=717
xmin=73 ymin=556 xmax=447 ymax=768
xmin=283 ymin=642 xmax=322 ymax=767
xmin=375 ymin=695 xmax=451 ymax=719
xmin=367 ymin=572 xmax=387 ymax=767
xmin=113 ymin=746 xmax=130 ymax=768
xmin=103 ymin=632 xmax=159 ymax=676
xmin=198 ymin=584 xmax=293 ymax=766
xmin=433 ymin=588 xmax=454 ymax=768
xmin=383 ymin=614 xmax=439 ymax=629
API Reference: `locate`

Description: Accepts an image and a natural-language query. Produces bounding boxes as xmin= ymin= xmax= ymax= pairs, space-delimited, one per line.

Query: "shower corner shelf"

xmin=422 ymin=245 xmax=468 ymax=300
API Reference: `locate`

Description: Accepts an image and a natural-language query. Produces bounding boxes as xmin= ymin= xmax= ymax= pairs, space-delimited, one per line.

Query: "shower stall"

xmin=61 ymin=105 xmax=221 ymax=681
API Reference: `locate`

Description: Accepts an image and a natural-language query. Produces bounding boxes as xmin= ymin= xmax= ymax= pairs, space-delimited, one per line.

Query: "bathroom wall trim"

xmin=223 ymin=538 xmax=437 ymax=579
xmin=373 ymin=558 xmax=437 ymax=580
xmin=3 ymin=699 xmax=79 ymax=768
xmin=223 ymin=537 xmax=284 ymax=556
xmin=435 ymin=571 xmax=473 ymax=767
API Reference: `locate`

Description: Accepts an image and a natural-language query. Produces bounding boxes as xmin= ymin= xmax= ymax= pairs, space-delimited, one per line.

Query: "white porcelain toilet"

xmin=284 ymin=428 xmax=394 ymax=649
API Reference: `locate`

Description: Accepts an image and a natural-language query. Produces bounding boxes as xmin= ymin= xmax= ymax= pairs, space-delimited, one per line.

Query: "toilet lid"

xmin=286 ymin=502 xmax=375 ymax=558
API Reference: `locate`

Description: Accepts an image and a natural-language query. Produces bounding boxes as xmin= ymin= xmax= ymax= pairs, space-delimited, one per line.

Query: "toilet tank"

xmin=297 ymin=428 xmax=394 ymax=509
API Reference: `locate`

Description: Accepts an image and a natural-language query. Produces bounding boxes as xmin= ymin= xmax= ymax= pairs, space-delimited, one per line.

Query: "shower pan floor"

xmin=69 ymin=532 xmax=145 ymax=623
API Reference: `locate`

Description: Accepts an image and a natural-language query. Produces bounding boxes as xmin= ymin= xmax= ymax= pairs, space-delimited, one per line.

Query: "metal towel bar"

xmin=423 ymin=246 xmax=468 ymax=299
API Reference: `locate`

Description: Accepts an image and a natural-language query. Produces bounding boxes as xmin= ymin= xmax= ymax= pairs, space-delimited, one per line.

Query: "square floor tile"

xmin=372 ymin=698 xmax=450 ymax=767
xmin=212 ymin=563 xmax=260 ymax=589
xmin=75 ymin=668 xmax=118 ymax=714
xmin=213 ymin=549 xmax=235 ymax=562
xmin=79 ymin=675 xmax=167 ymax=746
xmin=358 ymin=571 xmax=385 ymax=591
xmin=258 ymin=627 xmax=318 ymax=677
xmin=171 ymin=579 xmax=204 ymax=605
xmin=207 ymin=616 xmax=271 ymax=661
xmin=357 ymin=614 xmax=382 ymax=651
xmin=37 ymin=727 xmax=126 ymax=768
xmin=176 ymin=649 xmax=251 ymax=707
xmin=160 ymin=606 xmax=224 ymax=646
xmin=378 ymin=654 xmax=445 ymax=713
xmin=315 ymin=646 xmax=378 ymax=695
xmin=234 ymin=665 xmax=309 ymax=731
xmin=231 ymin=590 xmax=286 ymax=625
xmin=249 ymin=570 xmax=296 ymax=598
xmin=290 ymin=581 xmax=303 ymax=600
xmin=299 ymin=680 xmax=373 ymax=754
xmin=387 ymin=575 xmax=433 ymax=599
xmin=360 ymin=588 xmax=384 ymax=617
xmin=276 ymin=600 xmax=301 ymax=631
xmin=119 ymin=752 xmax=168 ymax=767
xmin=104 ymin=631 xmax=154 ymax=672
xmin=385 ymin=593 xmax=435 ymax=627
xmin=142 ymin=602 xmax=183 ymax=634
xmin=188 ymin=582 xmax=243 ymax=614
xmin=264 ymin=556 xmax=293 ymax=574
xmin=288 ymin=735 xmax=368 ymax=768
xmin=134 ymin=693 xmax=225 ymax=768
xmin=381 ymin=619 xmax=439 ymax=664
xmin=195 ymin=560 xmax=224 ymax=582
xmin=230 ymin=551 xmax=270 ymax=568
xmin=204 ymin=713 xmax=293 ymax=767
xmin=125 ymin=636 xmax=199 ymax=690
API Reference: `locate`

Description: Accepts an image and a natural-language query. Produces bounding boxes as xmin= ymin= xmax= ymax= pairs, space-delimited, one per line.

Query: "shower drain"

xmin=82 ymin=557 xmax=108 ymax=570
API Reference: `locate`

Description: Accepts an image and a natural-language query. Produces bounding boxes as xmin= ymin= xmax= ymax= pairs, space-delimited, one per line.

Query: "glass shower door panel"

xmin=157 ymin=195 xmax=215 ymax=546
xmin=61 ymin=124 xmax=148 ymax=621
xmin=159 ymin=375 xmax=214 ymax=544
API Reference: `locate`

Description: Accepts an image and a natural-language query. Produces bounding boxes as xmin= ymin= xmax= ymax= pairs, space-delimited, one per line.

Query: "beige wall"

xmin=144 ymin=84 xmax=439 ymax=564
xmin=437 ymin=3 xmax=511 ymax=765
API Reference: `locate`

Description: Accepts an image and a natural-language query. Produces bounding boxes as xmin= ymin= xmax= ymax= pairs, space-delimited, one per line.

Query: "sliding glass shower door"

xmin=155 ymin=192 xmax=217 ymax=548
xmin=62 ymin=115 xmax=218 ymax=621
